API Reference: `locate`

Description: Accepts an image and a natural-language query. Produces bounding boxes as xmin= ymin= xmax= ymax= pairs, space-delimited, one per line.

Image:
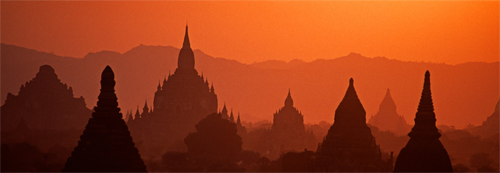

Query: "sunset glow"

xmin=2 ymin=1 xmax=498 ymax=64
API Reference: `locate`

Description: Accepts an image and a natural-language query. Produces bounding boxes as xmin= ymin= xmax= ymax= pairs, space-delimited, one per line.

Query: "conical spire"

xmin=142 ymin=100 xmax=149 ymax=114
xmin=62 ymin=66 xmax=146 ymax=172
xmin=334 ymin=78 xmax=366 ymax=123
xmin=134 ymin=107 xmax=140 ymax=120
xmin=285 ymin=89 xmax=294 ymax=107
xmin=220 ymin=103 xmax=229 ymax=119
xmin=417 ymin=71 xmax=434 ymax=112
xmin=94 ymin=66 xmax=120 ymax=118
xmin=394 ymin=71 xmax=452 ymax=172
xmin=408 ymin=71 xmax=440 ymax=139
xmin=230 ymin=109 xmax=235 ymax=123
xmin=177 ymin=25 xmax=195 ymax=70
xmin=183 ymin=25 xmax=190 ymax=48
xmin=221 ymin=102 xmax=228 ymax=114
xmin=125 ymin=110 xmax=132 ymax=122
xmin=237 ymin=113 xmax=241 ymax=126
xmin=378 ymin=88 xmax=397 ymax=114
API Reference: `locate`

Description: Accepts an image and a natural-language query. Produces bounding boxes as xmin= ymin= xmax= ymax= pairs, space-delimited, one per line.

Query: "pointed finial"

xmin=237 ymin=113 xmax=241 ymax=125
xmin=285 ymin=89 xmax=294 ymax=107
xmin=349 ymin=78 xmax=354 ymax=85
xmin=183 ymin=24 xmax=190 ymax=48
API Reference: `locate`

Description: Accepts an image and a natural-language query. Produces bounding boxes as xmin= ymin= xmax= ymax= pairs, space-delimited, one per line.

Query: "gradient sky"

xmin=1 ymin=1 xmax=499 ymax=64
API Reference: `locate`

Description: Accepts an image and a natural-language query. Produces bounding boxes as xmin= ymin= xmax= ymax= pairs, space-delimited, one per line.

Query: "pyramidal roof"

xmin=334 ymin=78 xmax=366 ymax=124
xmin=63 ymin=66 xmax=146 ymax=172
xmin=378 ymin=88 xmax=397 ymax=113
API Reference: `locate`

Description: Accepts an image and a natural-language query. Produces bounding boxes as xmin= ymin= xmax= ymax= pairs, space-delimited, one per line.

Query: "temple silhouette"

xmin=393 ymin=71 xmax=453 ymax=172
xmin=368 ymin=88 xmax=411 ymax=136
xmin=128 ymin=26 xmax=219 ymax=155
xmin=315 ymin=78 xmax=392 ymax=172
xmin=1 ymin=65 xmax=90 ymax=131
xmin=62 ymin=66 xmax=146 ymax=172
xmin=270 ymin=90 xmax=316 ymax=156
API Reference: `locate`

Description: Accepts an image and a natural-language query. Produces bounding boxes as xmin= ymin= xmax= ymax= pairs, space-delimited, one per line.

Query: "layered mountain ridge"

xmin=1 ymin=43 xmax=498 ymax=128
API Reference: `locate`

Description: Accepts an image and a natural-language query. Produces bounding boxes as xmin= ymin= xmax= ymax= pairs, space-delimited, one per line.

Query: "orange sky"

xmin=1 ymin=1 xmax=498 ymax=64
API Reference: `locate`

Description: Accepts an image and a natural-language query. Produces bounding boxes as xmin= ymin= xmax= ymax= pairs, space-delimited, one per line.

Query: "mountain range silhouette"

xmin=1 ymin=43 xmax=498 ymax=128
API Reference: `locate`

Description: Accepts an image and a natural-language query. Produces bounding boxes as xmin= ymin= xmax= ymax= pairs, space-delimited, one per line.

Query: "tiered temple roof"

xmin=62 ymin=66 xmax=146 ymax=172
xmin=394 ymin=71 xmax=453 ymax=172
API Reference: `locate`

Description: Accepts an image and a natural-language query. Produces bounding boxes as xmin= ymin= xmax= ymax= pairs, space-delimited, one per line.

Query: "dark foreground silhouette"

xmin=394 ymin=71 xmax=453 ymax=172
xmin=62 ymin=66 xmax=146 ymax=172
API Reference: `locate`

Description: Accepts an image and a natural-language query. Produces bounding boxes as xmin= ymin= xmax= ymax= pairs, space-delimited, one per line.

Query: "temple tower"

xmin=270 ymin=90 xmax=315 ymax=158
xmin=130 ymin=26 xmax=218 ymax=154
xmin=368 ymin=89 xmax=411 ymax=136
xmin=62 ymin=66 xmax=146 ymax=172
xmin=316 ymin=78 xmax=389 ymax=172
xmin=393 ymin=71 xmax=453 ymax=172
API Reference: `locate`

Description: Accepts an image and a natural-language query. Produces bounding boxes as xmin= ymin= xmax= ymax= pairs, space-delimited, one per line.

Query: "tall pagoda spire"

xmin=394 ymin=71 xmax=452 ymax=172
xmin=285 ymin=89 xmax=294 ymax=107
xmin=408 ymin=71 xmax=440 ymax=139
xmin=183 ymin=25 xmax=190 ymax=48
xmin=63 ymin=66 xmax=146 ymax=172
xmin=177 ymin=25 xmax=195 ymax=70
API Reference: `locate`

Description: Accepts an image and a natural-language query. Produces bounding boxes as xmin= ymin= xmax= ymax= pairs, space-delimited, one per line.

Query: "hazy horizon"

xmin=2 ymin=1 xmax=498 ymax=64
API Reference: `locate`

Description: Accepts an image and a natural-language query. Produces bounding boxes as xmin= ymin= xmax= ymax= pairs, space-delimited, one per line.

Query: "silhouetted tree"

xmin=161 ymin=151 xmax=199 ymax=172
xmin=452 ymin=163 xmax=471 ymax=172
xmin=1 ymin=142 xmax=45 ymax=172
xmin=239 ymin=150 xmax=263 ymax=172
xmin=44 ymin=144 xmax=71 ymax=172
xmin=184 ymin=113 xmax=243 ymax=171
xmin=470 ymin=152 xmax=495 ymax=172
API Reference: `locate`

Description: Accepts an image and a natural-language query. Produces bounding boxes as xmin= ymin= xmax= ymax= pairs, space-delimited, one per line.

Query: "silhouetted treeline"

xmin=1 ymin=142 xmax=71 ymax=172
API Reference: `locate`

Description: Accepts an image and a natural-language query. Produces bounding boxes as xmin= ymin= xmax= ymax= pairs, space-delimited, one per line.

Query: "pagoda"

xmin=393 ymin=71 xmax=453 ymax=172
xmin=1 ymin=65 xmax=90 ymax=131
xmin=368 ymin=88 xmax=411 ymax=136
xmin=62 ymin=66 xmax=146 ymax=172
xmin=316 ymin=78 xmax=391 ymax=172
xmin=270 ymin=89 xmax=315 ymax=155
xmin=128 ymin=26 xmax=218 ymax=154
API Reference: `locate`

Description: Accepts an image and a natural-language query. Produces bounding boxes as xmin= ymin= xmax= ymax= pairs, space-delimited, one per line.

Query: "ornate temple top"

xmin=379 ymin=88 xmax=397 ymax=114
xmin=177 ymin=25 xmax=195 ymax=70
xmin=94 ymin=66 xmax=120 ymax=117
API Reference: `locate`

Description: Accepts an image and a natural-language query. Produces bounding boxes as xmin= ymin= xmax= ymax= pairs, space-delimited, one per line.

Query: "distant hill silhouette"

xmin=250 ymin=59 xmax=306 ymax=69
xmin=1 ymin=43 xmax=498 ymax=128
